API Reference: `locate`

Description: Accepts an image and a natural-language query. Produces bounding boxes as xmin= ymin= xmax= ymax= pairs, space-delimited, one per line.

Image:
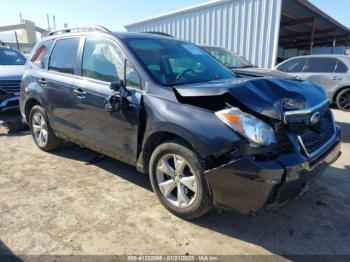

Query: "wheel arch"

xmin=137 ymin=127 xmax=203 ymax=174
xmin=332 ymin=86 xmax=350 ymax=103
xmin=24 ymin=98 xmax=43 ymax=123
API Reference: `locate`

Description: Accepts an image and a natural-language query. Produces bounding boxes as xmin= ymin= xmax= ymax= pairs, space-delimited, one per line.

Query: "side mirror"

xmin=110 ymin=80 xmax=125 ymax=92
xmin=105 ymin=80 xmax=129 ymax=113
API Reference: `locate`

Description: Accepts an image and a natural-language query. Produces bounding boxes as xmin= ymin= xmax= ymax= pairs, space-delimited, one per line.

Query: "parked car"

xmin=276 ymin=55 xmax=350 ymax=111
xmin=20 ymin=27 xmax=341 ymax=219
xmin=201 ymin=45 xmax=291 ymax=78
xmin=0 ymin=46 xmax=26 ymax=111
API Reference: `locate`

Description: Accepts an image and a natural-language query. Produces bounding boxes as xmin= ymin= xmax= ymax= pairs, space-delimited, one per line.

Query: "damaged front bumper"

xmin=204 ymin=127 xmax=342 ymax=215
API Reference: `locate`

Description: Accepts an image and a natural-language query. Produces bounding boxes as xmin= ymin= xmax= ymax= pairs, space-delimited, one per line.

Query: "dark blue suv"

xmin=0 ymin=46 xmax=26 ymax=111
xmin=20 ymin=26 xmax=341 ymax=219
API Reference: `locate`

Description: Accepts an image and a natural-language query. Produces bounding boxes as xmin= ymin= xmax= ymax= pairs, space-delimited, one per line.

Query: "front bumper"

xmin=0 ymin=95 xmax=20 ymax=111
xmin=204 ymin=127 xmax=342 ymax=215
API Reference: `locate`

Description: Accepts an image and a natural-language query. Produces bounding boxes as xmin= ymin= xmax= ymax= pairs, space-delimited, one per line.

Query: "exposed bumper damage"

xmin=204 ymin=127 xmax=342 ymax=215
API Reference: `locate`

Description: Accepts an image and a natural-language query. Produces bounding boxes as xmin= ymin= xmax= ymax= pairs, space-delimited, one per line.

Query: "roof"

xmin=113 ymin=31 xmax=176 ymax=40
xmin=125 ymin=0 xmax=224 ymax=29
xmin=125 ymin=0 xmax=350 ymax=33
xmin=280 ymin=0 xmax=350 ymax=49
xmin=287 ymin=54 xmax=350 ymax=59
xmin=125 ymin=0 xmax=350 ymax=49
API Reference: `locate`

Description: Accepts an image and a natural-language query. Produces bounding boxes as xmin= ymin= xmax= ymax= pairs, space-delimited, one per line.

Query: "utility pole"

xmin=14 ymin=31 xmax=20 ymax=52
xmin=53 ymin=15 xmax=57 ymax=30
xmin=47 ymin=14 xmax=51 ymax=31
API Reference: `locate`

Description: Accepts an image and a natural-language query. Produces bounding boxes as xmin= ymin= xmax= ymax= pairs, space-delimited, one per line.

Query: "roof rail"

xmin=48 ymin=25 xmax=111 ymax=36
xmin=143 ymin=31 xmax=174 ymax=37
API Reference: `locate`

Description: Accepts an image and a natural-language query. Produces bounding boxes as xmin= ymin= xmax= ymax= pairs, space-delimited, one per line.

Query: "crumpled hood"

xmin=0 ymin=65 xmax=25 ymax=80
xmin=174 ymin=77 xmax=328 ymax=120
xmin=232 ymin=67 xmax=292 ymax=78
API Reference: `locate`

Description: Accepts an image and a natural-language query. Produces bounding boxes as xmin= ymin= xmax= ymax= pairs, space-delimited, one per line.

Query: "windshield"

xmin=0 ymin=49 xmax=27 ymax=65
xmin=124 ymin=38 xmax=236 ymax=86
xmin=203 ymin=47 xmax=253 ymax=69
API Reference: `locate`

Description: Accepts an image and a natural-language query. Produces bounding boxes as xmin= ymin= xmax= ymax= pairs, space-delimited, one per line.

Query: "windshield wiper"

xmin=166 ymin=77 xmax=225 ymax=87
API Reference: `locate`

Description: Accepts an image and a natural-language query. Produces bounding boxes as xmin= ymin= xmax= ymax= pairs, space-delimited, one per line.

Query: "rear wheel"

xmin=336 ymin=88 xmax=350 ymax=111
xmin=149 ymin=139 xmax=212 ymax=219
xmin=29 ymin=105 xmax=62 ymax=151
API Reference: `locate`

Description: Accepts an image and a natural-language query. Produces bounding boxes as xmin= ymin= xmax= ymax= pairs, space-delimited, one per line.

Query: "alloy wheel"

xmin=32 ymin=112 xmax=48 ymax=147
xmin=338 ymin=90 xmax=350 ymax=111
xmin=156 ymin=154 xmax=198 ymax=208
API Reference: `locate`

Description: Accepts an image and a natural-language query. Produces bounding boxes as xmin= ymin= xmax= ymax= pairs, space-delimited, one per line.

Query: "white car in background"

xmin=276 ymin=55 xmax=350 ymax=111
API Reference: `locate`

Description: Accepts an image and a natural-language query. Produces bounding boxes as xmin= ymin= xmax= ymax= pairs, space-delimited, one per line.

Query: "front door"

xmin=70 ymin=37 xmax=142 ymax=164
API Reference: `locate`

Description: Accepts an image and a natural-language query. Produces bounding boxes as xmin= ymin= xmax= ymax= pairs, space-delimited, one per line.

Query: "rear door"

xmin=71 ymin=37 xmax=142 ymax=164
xmin=45 ymin=37 xmax=81 ymax=139
xmin=302 ymin=57 xmax=341 ymax=98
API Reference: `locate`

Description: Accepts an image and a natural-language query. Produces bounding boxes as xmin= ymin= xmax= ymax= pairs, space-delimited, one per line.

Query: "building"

xmin=0 ymin=20 xmax=48 ymax=53
xmin=125 ymin=0 xmax=350 ymax=68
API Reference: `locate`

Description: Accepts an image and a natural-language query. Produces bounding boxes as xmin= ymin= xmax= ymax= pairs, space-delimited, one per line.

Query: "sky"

xmin=0 ymin=0 xmax=349 ymax=32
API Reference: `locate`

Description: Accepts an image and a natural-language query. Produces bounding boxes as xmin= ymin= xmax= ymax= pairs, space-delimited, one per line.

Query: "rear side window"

xmin=49 ymin=38 xmax=80 ymax=74
xmin=30 ymin=40 xmax=53 ymax=69
xmin=304 ymin=58 xmax=337 ymax=73
xmin=277 ymin=58 xmax=307 ymax=73
xmin=335 ymin=60 xmax=348 ymax=73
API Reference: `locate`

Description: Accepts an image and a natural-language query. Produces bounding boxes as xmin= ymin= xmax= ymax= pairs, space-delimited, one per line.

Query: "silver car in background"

xmin=276 ymin=55 xmax=350 ymax=111
xmin=201 ymin=46 xmax=291 ymax=78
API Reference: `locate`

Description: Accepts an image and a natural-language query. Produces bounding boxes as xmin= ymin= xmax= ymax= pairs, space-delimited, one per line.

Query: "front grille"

xmin=289 ymin=111 xmax=335 ymax=157
xmin=0 ymin=80 xmax=21 ymax=94
xmin=284 ymin=101 xmax=329 ymax=124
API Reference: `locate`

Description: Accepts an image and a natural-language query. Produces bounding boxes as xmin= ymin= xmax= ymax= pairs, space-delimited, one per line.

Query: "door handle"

xmin=38 ymin=78 xmax=47 ymax=86
xmin=74 ymin=88 xmax=86 ymax=98
xmin=332 ymin=76 xmax=342 ymax=81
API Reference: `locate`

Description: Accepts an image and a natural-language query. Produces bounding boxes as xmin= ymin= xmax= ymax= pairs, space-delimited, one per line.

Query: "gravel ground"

xmin=0 ymin=109 xmax=349 ymax=259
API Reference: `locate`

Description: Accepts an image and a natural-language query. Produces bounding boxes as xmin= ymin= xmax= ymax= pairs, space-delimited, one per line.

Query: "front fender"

xmin=143 ymin=94 xmax=240 ymax=158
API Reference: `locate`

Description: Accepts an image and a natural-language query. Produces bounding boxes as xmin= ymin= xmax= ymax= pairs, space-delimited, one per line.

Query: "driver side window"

xmin=126 ymin=60 xmax=141 ymax=89
xmin=82 ymin=38 xmax=124 ymax=82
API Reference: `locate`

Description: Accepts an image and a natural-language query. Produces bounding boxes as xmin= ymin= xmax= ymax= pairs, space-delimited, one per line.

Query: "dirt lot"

xmin=0 ymin=109 xmax=349 ymax=258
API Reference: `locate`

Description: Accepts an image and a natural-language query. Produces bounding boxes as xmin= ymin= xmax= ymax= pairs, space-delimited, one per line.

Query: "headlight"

xmin=215 ymin=108 xmax=276 ymax=147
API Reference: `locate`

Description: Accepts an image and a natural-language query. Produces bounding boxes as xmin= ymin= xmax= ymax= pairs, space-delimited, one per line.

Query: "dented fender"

xmin=142 ymin=93 xmax=241 ymax=158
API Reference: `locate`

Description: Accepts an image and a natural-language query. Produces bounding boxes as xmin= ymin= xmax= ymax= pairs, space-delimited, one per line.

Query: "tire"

xmin=29 ymin=105 xmax=62 ymax=151
xmin=336 ymin=88 xmax=350 ymax=111
xmin=149 ymin=139 xmax=212 ymax=219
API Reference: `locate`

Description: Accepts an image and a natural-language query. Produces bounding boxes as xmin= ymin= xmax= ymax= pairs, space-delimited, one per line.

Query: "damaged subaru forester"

xmin=20 ymin=27 xmax=341 ymax=219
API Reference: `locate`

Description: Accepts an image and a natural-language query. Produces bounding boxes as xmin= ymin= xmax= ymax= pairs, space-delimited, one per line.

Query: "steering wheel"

xmin=175 ymin=69 xmax=196 ymax=81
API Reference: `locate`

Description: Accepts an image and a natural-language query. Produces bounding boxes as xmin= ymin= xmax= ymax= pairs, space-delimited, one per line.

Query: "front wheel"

xmin=149 ymin=139 xmax=212 ymax=219
xmin=336 ymin=88 xmax=350 ymax=111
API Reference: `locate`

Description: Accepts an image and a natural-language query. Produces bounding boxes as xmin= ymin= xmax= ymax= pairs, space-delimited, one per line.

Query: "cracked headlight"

xmin=216 ymin=108 xmax=276 ymax=147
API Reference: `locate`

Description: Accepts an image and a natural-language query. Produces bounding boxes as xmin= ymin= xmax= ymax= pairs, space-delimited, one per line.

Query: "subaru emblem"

xmin=310 ymin=112 xmax=321 ymax=125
